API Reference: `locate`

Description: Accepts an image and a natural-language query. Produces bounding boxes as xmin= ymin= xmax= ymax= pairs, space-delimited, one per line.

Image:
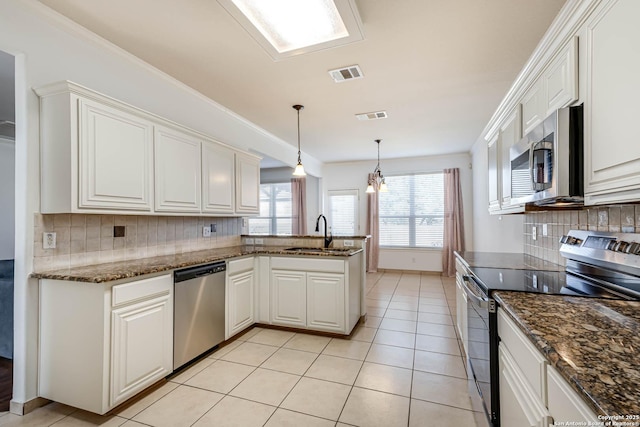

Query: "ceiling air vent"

xmin=328 ymin=65 xmax=363 ymax=83
xmin=355 ymin=111 xmax=388 ymax=121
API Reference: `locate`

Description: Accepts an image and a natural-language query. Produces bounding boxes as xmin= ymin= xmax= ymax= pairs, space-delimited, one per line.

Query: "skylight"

xmin=218 ymin=0 xmax=364 ymax=60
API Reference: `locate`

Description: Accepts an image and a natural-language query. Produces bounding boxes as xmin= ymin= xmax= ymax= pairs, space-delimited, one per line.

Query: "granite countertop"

xmin=455 ymin=251 xmax=565 ymax=272
xmin=494 ymin=291 xmax=640 ymax=417
xmin=242 ymin=234 xmax=371 ymax=239
xmin=31 ymin=245 xmax=363 ymax=283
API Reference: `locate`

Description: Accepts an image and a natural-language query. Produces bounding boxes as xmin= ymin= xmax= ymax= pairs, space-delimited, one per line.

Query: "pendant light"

xmin=366 ymin=139 xmax=388 ymax=193
xmin=292 ymin=104 xmax=306 ymax=176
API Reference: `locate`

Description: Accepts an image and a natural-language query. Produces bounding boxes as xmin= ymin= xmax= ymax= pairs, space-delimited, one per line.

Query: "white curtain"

xmin=291 ymin=177 xmax=307 ymax=235
xmin=366 ymin=173 xmax=379 ymax=272
xmin=442 ymin=168 xmax=465 ymax=276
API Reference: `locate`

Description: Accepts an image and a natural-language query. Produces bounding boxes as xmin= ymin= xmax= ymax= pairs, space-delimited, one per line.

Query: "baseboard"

xmin=10 ymin=396 xmax=50 ymax=416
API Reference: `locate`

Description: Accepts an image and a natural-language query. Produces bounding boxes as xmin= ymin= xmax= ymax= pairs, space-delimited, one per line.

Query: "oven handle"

xmin=462 ymin=275 xmax=489 ymax=308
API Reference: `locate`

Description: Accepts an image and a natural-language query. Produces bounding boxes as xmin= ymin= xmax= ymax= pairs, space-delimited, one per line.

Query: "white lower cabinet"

xmin=226 ymin=257 xmax=255 ymax=339
xmin=306 ymin=272 xmax=345 ymax=332
xmin=271 ymin=269 xmax=307 ymax=328
xmin=498 ymin=308 xmax=598 ymax=427
xmin=39 ymin=274 xmax=173 ymax=415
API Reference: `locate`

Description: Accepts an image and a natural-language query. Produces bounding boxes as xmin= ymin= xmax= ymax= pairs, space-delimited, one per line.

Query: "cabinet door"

xmin=543 ymin=37 xmax=578 ymax=116
xmin=202 ymin=141 xmax=235 ymax=214
xmin=500 ymin=108 xmax=522 ymax=208
xmin=547 ymin=365 xmax=598 ymax=424
xmin=499 ymin=346 xmax=551 ymax=427
xmin=235 ymin=153 xmax=260 ymax=214
xmin=584 ymin=0 xmax=640 ymax=205
xmin=271 ymin=270 xmax=306 ymax=327
xmin=227 ymin=270 xmax=255 ymax=338
xmin=154 ymin=126 xmax=202 ymax=212
xmin=111 ymin=293 xmax=173 ymax=407
xmin=79 ymin=99 xmax=153 ymax=211
xmin=307 ymin=272 xmax=345 ymax=333
xmin=487 ymin=134 xmax=501 ymax=213
xmin=521 ymin=80 xmax=544 ymax=135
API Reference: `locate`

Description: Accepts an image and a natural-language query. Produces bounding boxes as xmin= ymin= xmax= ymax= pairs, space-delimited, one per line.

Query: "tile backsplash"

xmin=34 ymin=214 xmax=244 ymax=271
xmin=524 ymin=204 xmax=640 ymax=265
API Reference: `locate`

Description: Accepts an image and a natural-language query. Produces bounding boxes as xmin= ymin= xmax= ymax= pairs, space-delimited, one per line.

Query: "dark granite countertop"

xmin=31 ymin=245 xmax=363 ymax=283
xmin=455 ymin=251 xmax=564 ymax=272
xmin=494 ymin=291 xmax=640 ymax=417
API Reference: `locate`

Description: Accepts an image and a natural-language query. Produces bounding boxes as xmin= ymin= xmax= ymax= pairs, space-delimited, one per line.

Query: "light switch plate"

xmin=532 ymin=226 xmax=537 ymax=241
xmin=542 ymin=224 xmax=548 ymax=236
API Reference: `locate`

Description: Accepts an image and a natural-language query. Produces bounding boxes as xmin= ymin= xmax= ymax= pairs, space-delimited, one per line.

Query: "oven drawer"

xmin=498 ymin=308 xmax=548 ymax=404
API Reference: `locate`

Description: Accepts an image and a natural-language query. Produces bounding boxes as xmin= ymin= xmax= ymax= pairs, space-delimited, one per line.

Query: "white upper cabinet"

xmin=543 ymin=37 xmax=578 ymax=116
xmin=584 ymin=0 xmax=640 ymax=205
xmin=35 ymin=81 xmax=261 ymax=216
xmin=154 ymin=126 xmax=201 ymax=213
xmin=235 ymin=152 xmax=260 ymax=215
xmin=500 ymin=107 xmax=522 ymax=210
xmin=487 ymin=134 xmax=501 ymax=213
xmin=521 ymin=80 xmax=544 ymax=136
xmin=202 ymin=141 xmax=235 ymax=214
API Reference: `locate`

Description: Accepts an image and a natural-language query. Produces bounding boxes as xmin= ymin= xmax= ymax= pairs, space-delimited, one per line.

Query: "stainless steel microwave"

xmin=510 ymin=105 xmax=583 ymax=206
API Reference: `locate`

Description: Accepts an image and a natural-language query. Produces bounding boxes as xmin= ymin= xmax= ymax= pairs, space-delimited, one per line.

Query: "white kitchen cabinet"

xmin=521 ymin=80 xmax=544 ymax=136
xmin=271 ymin=269 xmax=307 ymax=327
xmin=226 ymin=257 xmax=255 ymax=339
xmin=235 ymin=152 xmax=260 ymax=215
xmin=487 ymin=134 xmax=501 ymax=213
xmin=547 ymin=365 xmax=598 ymax=424
xmin=154 ymin=126 xmax=202 ymax=213
xmin=584 ymin=0 xmax=640 ymax=205
xmin=543 ymin=37 xmax=578 ymax=116
xmin=499 ymin=107 xmax=522 ymax=210
xmin=499 ymin=346 xmax=552 ymax=427
xmin=39 ymin=274 xmax=173 ymax=414
xmin=306 ymin=272 xmax=345 ymax=333
xmin=202 ymin=140 xmax=235 ymax=214
xmin=111 ymin=290 xmax=172 ymax=406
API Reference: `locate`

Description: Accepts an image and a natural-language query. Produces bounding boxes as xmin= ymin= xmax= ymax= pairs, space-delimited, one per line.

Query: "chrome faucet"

xmin=315 ymin=214 xmax=333 ymax=248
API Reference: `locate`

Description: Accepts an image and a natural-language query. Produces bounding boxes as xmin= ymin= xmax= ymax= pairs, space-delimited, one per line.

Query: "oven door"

xmin=462 ymin=275 xmax=493 ymax=423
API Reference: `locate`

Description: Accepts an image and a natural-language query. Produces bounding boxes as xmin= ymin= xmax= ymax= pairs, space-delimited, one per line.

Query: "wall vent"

xmin=328 ymin=65 xmax=363 ymax=83
xmin=355 ymin=111 xmax=388 ymax=121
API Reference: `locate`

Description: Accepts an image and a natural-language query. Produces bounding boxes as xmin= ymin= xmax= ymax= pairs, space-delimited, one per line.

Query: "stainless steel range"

xmin=458 ymin=230 xmax=640 ymax=427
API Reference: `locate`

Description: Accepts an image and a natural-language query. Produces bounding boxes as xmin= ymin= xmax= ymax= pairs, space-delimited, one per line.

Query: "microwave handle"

xmin=528 ymin=142 xmax=536 ymax=191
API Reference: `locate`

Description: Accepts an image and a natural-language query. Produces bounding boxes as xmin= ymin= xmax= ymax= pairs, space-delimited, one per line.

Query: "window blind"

xmin=249 ymin=182 xmax=292 ymax=235
xmin=329 ymin=191 xmax=358 ymax=235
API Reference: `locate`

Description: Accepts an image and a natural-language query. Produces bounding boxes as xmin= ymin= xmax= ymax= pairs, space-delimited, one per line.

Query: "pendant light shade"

xmin=292 ymin=104 xmax=306 ymax=176
xmin=366 ymin=139 xmax=388 ymax=192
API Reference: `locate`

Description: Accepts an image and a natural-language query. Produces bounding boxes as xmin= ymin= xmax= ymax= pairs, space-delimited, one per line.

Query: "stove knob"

xmin=618 ymin=241 xmax=629 ymax=252
xmin=607 ymin=240 xmax=618 ymax=251
xmin=629 ymin=242 xmax=640 ymax=255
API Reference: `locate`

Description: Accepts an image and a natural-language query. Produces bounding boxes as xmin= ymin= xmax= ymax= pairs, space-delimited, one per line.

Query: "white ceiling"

xmin=37 ymin=0 xmax=566 ymax=165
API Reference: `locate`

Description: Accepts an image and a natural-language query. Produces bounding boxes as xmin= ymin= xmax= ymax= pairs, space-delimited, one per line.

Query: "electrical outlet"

xmin=211 ymin=223 xmax=217 ymax=233
xmin=245 ymin=238 xmax=254 ymax=244
xmin=532 ymin=226 xmax=537 ymax=241
xmin=254 ymin=238 xmax=264 ymax=245
xmin=43 ymin=232 xmax=56 ymax=249
xmin=542 ymin=224 xmax=548 ymax=236
xmin=202 ymin=226 xmax=211 ymax=237
xmin=343 ymin=240 xmax=354 ymax=247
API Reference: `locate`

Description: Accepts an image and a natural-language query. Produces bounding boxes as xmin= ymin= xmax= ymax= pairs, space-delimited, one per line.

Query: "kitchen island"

xmin=495 ymin=291 xmax=640 ymax=419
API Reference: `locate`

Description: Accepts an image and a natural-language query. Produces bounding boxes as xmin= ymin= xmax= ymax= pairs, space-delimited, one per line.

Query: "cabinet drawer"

xmin=112 ymin=274 xmax=172 ymax=307
xmin=498 ymin=309 xmax=548 ymax=402
xmin=227 ymin=257 xmax=254 ymax=275
xmin=271 ymin=256 xmax=344 ymax=273
xmin=547 ymin=365 xmax=598 ymax=424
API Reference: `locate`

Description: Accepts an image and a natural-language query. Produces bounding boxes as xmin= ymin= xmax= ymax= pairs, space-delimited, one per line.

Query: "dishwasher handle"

xmin=174 ymin=261 xmax=226 ymax=283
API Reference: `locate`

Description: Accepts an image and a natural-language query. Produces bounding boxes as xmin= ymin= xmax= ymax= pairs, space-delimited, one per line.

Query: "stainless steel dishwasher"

xmin=173 ymin=261 xmax=226 ymax=370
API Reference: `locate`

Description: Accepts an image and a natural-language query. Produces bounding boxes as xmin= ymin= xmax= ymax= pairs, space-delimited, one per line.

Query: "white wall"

xmin=470 ymin=138 xmax=524 ymax=253
xmin=0 ymin=0 xmax=326 ymax=410
xmin=323 ymin=152 xmax=474 ymax=272
xmin=0 ymin=138 xmax=14 ymax=260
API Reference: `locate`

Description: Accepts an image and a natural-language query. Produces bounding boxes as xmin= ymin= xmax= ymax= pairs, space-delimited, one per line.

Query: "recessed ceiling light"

xmin=218 ymin=0 xmax=364 ymax=61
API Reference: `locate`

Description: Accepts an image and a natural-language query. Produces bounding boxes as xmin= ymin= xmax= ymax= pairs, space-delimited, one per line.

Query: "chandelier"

xmin=366 ymin=139 xmax=388 ymax=193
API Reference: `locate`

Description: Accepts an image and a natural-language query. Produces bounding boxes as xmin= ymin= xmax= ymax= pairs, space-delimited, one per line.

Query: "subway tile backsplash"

xmin=524 ymin=204 xmax=640 ymax=266
xmin=34 ymin=214 xmax=244 ymax=272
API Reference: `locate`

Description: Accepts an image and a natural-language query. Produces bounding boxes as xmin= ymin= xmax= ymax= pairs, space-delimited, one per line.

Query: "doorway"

xmin=0 ymin=48 xmax=15 ymax=412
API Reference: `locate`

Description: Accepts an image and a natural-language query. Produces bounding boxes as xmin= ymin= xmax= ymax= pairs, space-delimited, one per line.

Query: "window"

xmin=328 ymin=190 xmax=358 ymax=236
xmin=379 ymin=173 xmax=444 ymax=248
xmin=248 ymin=182 xmax=292 ymax=235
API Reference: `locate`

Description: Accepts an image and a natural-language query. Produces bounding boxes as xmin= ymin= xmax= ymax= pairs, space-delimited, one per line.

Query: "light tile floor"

xmin=0 ymin=271 xmax=491 ymax=427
